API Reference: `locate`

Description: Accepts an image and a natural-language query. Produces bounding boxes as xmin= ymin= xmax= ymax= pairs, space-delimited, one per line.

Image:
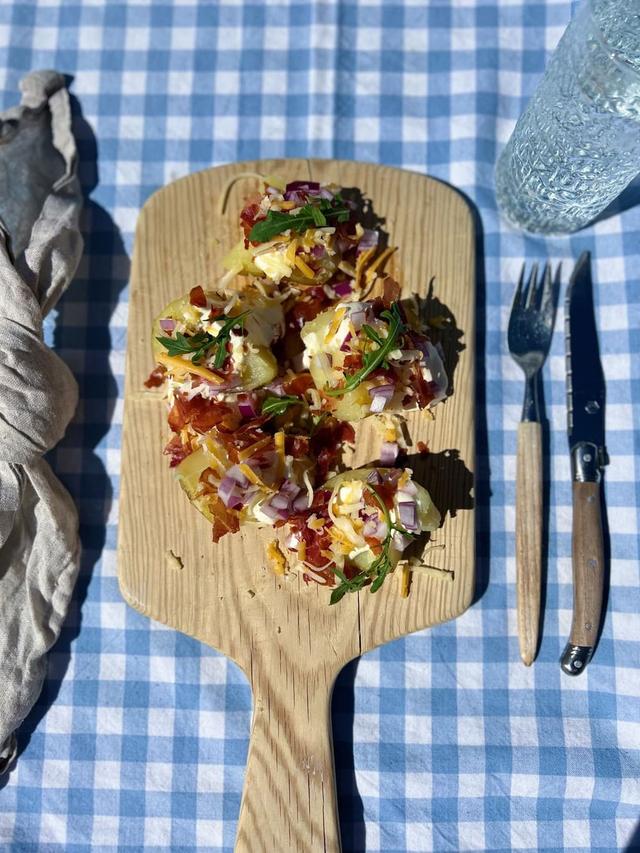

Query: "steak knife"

xmin=561 ymin=251 xmax=608 ymax=676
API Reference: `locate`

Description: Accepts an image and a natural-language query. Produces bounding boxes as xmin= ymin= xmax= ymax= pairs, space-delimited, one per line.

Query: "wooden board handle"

xmin=515 ymin=421 xmax=543 ymax=666
xmin=560 ymin=481 xmax=605 ymax=675
xmin=235 ymin=674 xmax=341 ymax=853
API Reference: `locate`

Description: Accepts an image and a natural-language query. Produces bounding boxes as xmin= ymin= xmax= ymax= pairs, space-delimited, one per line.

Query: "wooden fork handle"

xmin=516 ymin=421 xmax=543 ymax=666
xmin=235 ymin=671 xmax=341 ymax=853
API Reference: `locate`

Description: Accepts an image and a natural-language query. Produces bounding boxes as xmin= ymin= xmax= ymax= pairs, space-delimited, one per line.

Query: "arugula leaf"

xmin=329 ymin=585 xmax=350 ymax=606
xmin=261 ymin=394 xmax=303 ymax=416
xmin=324 ymin=302 xmax=406 ymax=397
xmin=362 ymin=324 xmax=384 ymax=346
xmin=156 ymin=310 xmax=249 ymax=367
xmin=156 ymin=331 xmax=212 ymax=359
xmin=249 ymin=199 xmax=350 ymax=243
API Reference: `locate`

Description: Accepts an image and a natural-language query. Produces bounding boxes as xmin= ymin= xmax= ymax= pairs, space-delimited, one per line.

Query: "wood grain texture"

xmin=117 ymin=159 xmax=475 ymax=852
xmin=515 ymin=421 xmax=543 ymax=666
xmin=569 ymin=481 xmax=605 ymax=648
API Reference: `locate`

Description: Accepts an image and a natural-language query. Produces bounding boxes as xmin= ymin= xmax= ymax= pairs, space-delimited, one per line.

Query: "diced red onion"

xmin=340 ymin=332 xmax=353 ymax=352
xmin=370 ymin=394 xmax=388 ymax=414
xmin=397 ymin=480 xmax=417 ymax=498
xmin=265 ymin=380 xmax=285 ymax=395
xmin=380 ymin=441 xmax=399 ymax=465
xmin=366 ymin=469 xmax=382 ymax=485
xmin=312 ymin=245 xmax=325 ymax=258
xmin=218 ymin=477 xmax=243 ymax=509
xmin=318 ymin=187 xmax=334 ymax=200
xmin=347 ymin=302 xmax=373 ymax=331
xmin=285 ymin=180 xmax=320 ymax=193
xmin=270 ymin=494 xmax=290 ymax=511
xmin=285 ymin=190 xmax=306 ymax=205
xmin=392 ymin=530 xmax=413 ymax=551
xmin=419 ymin=340 xmax=448 ymax=406
xmin=293 ymin=494 xmax=310 ymax=512
xmin=369 ymin=384 xmax=395 ymax=413
xmin=333 ymin=280 xmax=352 ymax=297
xmin=238 ymin=395 xmax=258 ymax=419
xmin=280 ymin=480 xmax=301 ymax=499
xmin=348 ymin=309 xmax=366 ymax=331
xmin=227 ymin=466 xmax=249 ymax=488
xmin=159 ymin=318 xmax=176 ymax=332
xmin=363 ymin=517 xmax=387 ymax=540
xmin=397 ymin=500 xmax=418 ymax=531
xmin=357 ymin=228 xmax=379 ymax=253
xmin=259 ymin=502 xmax=282 ymax=521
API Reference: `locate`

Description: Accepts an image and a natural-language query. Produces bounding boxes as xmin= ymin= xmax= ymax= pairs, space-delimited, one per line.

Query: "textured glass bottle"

xmin=496 ymin=0 xmax=640 ymax=234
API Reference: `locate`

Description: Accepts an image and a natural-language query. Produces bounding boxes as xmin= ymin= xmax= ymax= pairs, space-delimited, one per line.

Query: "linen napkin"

xmin=0 ymin=70 xmax=83 ymax=774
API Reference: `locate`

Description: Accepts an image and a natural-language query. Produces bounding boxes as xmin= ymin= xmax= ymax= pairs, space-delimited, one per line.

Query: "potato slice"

xmin=175 ymin=447 xmax=216 ymax=523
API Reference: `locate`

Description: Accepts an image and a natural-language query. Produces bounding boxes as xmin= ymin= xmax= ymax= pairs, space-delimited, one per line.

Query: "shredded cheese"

xmin=399 ymin=563 xmax=411 ymax=598
xmin=274 ymin=430 xmax=285 ymax=470
xmin=355 ymin=246 xmax=376 ymax=291
xmin=157 ymin=353 xmax=224 ymax=384
xmin=302 ymin=468 xmax=314 ymax=508
xmin=238 ymin=436 xmax=272 ymax=462
xmin=285 ymin=238 xmax=299 ymax=266
xmin=366 ymin=246 xmax=397 ymax=279
xmin=294 ymin=255 xmax=315 ymax=279
xmin=238 ymin=463 xmax=274 ymax=490
xmin=325 ymin=306 xmax=347 ymax=343
xmin=266 ymin=540 xmax=287 ymax=576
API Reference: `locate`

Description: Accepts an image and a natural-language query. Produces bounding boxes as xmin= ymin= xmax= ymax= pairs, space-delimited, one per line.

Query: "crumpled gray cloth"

xmin=0 ymin=70 xmax=83 ymax=775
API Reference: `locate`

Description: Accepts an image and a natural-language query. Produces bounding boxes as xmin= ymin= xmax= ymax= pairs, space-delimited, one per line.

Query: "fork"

xmin=508 ymin=262 xmax=557 ymax=666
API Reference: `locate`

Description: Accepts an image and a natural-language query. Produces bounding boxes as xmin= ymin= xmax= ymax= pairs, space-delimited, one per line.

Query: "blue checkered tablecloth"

xmin=1 ymin=1 xmax=639 ymax=851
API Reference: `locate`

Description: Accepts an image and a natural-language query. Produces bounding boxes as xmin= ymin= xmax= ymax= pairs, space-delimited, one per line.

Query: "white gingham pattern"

xmin=1 ymin=1 xmax=639 ymax=851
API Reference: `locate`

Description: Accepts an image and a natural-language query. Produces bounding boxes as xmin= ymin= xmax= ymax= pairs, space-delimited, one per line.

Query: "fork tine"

xmin=512 ymin=263 xmax=526 ymax=309
xmin=539 ymin=262 xmax=553 ymax=314
xmin=524 ymin=262 xmax=539 ymax=308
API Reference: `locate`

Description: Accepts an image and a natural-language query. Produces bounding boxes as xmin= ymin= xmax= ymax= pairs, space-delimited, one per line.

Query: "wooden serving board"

xmin=118 ymin=159 xmax=475 ymax=852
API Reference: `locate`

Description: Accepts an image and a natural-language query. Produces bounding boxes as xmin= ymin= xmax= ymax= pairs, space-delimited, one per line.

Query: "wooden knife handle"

xmin=516 ymin=421 xmax=543 ymax=666
xmin=561 ymin=480 xmax=605 ymax=675
xmin=235 ymin=673 xmax=341 ymax=853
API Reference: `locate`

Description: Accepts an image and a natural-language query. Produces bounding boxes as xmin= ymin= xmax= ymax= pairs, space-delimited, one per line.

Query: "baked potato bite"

xmin=152 ymin=284 xmax=284 ymax=393
xmin=300 ymin=300 xmax=448 ymax=422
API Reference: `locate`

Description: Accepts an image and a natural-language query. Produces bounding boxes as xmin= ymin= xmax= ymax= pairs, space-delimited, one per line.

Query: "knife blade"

xmin=561 ymin=251 xmax=608 ymax=676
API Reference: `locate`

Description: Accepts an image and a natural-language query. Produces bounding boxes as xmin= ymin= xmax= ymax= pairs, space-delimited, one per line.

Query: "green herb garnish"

xmin=325 ymin=302 xmax=406 ymax=398
xmin=156 ymin=310 xmax=249 ymax=368
xmin=329 ymin=482 xmax=415 ymax=605
xmin=249 ymin=199 xmax=350 ymax=243
xmin=261 ymin=394 xmax=303 ymax=416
